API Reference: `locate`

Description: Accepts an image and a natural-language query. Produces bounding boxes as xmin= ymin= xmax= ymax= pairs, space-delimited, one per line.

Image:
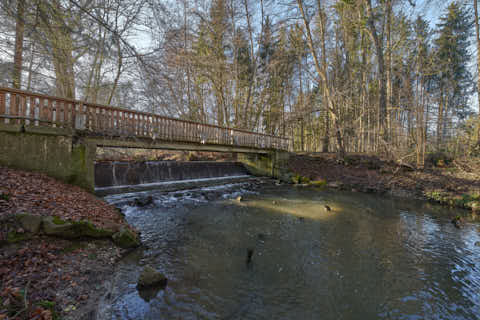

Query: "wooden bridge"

xmin=0 ymin=87 xmax=290 ymax=151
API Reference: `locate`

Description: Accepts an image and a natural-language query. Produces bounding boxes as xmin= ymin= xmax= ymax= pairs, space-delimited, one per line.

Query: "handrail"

xmin=0 ymin=87 xmax=290 ymax=151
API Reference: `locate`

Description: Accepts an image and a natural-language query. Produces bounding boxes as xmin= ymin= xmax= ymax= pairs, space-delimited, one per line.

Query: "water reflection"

xmin=102 ymin=185 xmax=480 ymax=320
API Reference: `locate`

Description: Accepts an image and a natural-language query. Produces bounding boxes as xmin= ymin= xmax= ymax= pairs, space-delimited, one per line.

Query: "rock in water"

xmin=112 ymin=228 xmax=140 ymax=248
xmin=134 ymin=196 xmax=154 ymax=207
xmin=236 ymin=196 xmax=242 ymax=202
xmin=137 ymin=266 xmax=168 ymax=290
xmin=451 ymin=216 xmax=464 ymax=229
xmin=324 ymin=205 xmax=331 ymax=212
xmin=246 ymin=248 xmax=254 ymax=265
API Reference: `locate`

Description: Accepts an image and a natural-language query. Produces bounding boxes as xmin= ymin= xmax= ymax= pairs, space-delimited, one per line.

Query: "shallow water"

xmin=102 ymin=184 xmax=480 ymax=320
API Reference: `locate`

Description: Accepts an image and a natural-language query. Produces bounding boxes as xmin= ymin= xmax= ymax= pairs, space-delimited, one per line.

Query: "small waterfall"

xmin=94 ymin=161 xmax=251 ymax=194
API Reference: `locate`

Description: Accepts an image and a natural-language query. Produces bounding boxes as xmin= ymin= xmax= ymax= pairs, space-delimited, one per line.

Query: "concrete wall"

xmin=0 ymin=124 xmax=95 ymax=192
xmin=238 ymin=151 xmax=291 ymax=181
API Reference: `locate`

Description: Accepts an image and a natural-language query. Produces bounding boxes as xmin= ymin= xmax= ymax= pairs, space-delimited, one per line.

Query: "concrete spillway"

xmin=94 ymin=161 xmax=251 ymax=195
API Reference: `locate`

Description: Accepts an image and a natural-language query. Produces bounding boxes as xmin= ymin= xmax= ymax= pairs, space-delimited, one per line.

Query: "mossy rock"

xmin=16 ymin=213 xmax=43 ymax=233
xmin=71 ymin=220 xmax=114 ymax=238
xmin=112 ymin=228 xmax=140 ymax=248
xmin=137 ymin=265 xmax=167 ymax=290
xmin=7 ymin=231 xmax=29 ymax=243
xmin=43 ymin=216 xmax=114 ymax=239
xmin=52 ymin=216 xmax=67 ymax=225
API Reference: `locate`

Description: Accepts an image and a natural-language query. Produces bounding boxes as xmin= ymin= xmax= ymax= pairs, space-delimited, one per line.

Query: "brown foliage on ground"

xmin=288 ymin=153 xmax=480 ymax=198
xmin=0 ymin=167 xmax=129 ymax=319
xmin=0 ymin=167 xmax=124 ymax=228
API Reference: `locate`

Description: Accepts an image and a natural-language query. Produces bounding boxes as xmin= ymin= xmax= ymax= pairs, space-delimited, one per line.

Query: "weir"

xmin=94 ymin=161 xmax=252 ymax=195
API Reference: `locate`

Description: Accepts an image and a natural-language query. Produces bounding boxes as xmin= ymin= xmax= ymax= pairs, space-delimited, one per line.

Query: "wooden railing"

xmin=0 ymin=87 xmax=290 ymax=150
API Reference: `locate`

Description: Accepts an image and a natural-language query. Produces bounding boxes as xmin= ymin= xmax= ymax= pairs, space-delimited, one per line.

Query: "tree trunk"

xmin=364 ymin=0 xmax=388 ymax=142
xmin=12 ymin=0 xmax=25 ymax=89
xmin=318 ymin=2 xmax=329 ymax=152
xmin=297 ymin=0 xmax=345 ymax=158
xmin=385 ymin=0 xmax=393 ymax=141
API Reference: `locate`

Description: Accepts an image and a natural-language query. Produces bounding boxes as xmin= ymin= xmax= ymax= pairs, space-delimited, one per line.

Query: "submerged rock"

xmin=134 ymin=196 xmax=154 ymax=207
xmin=451 ymin=216 xmax=464 ymax=229
xmin=246 ymin=248 xmax=254 ymax=265
xmin=257 ymin=233 xmax=267 ymax=241
xmin=137 ymin=266 xmax=167 ymax=290
xmin=138 ymin=286 xmax=161 ymax=302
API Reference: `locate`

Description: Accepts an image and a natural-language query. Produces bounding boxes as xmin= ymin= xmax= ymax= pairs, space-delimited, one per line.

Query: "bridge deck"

xmin=0 ymin=87 xmax=289 ymax=151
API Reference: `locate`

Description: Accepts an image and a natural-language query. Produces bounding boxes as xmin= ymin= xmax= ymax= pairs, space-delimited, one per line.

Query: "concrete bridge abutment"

xmin=237 ymin=150 xmax=291 ymax=182
xmin=0 ymin=124 xmax=96 ymax=192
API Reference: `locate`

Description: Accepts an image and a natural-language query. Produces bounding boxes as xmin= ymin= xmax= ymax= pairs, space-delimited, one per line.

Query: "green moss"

xmin=310 ymin=179 xmax=327 ymax=187
xmin=71 ymin=220 xmax=113 ymax=238
xmin=44 ymin=216 xmax=113 ymax=239
xmin=291 ymin=174 xmax=300 ymax=184
xmin=7 ymin=231 xmax=28 ymax=243
xmin=37 ymin=300 xmax=55 ymax=310
xmin=37 ymin=300 xmax=59 ymax=320
xmin=291 ymin=175 xmax=311 ymax=185
xmin=52 ymin=216 xmax=66 ymax=225
xmin=0 ymin=192 xmax=9 ymax=201
xmin=425 ymin=191 xmax=445 ymax=202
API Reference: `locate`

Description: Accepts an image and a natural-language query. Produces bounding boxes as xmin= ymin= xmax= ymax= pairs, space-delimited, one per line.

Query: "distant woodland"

xmin=1 ymin=0 xmax=480 ymax=165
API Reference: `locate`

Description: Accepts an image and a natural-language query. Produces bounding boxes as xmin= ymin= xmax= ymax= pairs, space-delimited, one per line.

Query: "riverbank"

xmin=288 ymin=153 xmax=480 ymax=212
xmin=0 ymin=167 xmax=140 ymax=320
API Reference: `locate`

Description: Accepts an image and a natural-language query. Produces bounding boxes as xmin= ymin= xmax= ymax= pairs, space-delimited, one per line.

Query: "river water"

xmin=102 ymin=182 xmax=480 ymax=320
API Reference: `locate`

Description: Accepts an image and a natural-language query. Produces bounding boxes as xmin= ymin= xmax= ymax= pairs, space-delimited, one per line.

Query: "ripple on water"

xmin=102 ymin=185 xmax=480 ymax=320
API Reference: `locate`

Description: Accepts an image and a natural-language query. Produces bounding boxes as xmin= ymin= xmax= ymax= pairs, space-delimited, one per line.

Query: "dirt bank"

xmin=0 ymin=167 xmax=139 ymax=320
xmin=288 ymin=153 xmax=480 ymax=211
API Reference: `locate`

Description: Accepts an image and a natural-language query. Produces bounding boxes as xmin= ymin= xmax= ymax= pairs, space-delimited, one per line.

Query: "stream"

xmin=100 ymin=182 xmax=480 ymax=320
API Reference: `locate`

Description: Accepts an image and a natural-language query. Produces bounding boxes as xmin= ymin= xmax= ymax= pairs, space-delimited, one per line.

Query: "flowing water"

xmin=101 ymin=183 xmax=480 ymax=320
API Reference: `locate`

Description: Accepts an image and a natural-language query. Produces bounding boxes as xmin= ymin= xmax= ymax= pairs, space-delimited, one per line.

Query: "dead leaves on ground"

xmin=0 ymin=167 xmax=122 ymax=228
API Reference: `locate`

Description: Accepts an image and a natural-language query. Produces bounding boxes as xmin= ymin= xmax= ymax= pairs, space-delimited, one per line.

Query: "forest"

xmin=1 ymin=0 xmax=479 ymax=166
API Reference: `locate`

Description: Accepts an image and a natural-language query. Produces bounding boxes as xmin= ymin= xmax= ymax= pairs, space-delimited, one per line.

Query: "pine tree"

xmin=434 ymin=2 xmax=473 ymax=146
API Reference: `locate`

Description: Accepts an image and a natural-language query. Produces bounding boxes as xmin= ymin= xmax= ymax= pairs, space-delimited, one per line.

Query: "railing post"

xmin=0 ymin=91 xmax=5 ymax=124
